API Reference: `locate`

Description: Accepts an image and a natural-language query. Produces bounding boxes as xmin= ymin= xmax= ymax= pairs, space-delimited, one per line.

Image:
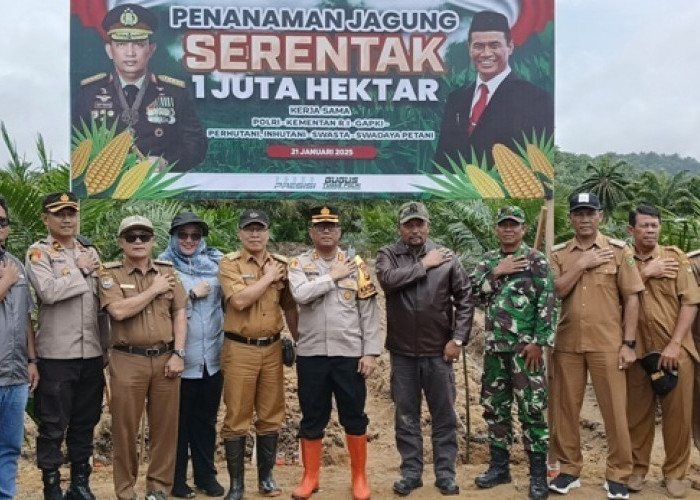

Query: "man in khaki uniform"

xmin=685 ymin=248 xmax=700 ymax=492
xmin=548 ymin=193 xmax=644 ymax=500
xmin=99 ymin=216 xmax=187 ymax=500
xmin=218 ymin=209 xmax=298 ymax=500
xmin=624 ymin=205 xmax=700 ymax=498
xmin=25 ymin=192 xmax=103 ymax=500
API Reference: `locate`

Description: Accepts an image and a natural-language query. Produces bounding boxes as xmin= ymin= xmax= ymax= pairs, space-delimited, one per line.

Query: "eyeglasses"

xmin=178 ymin=231 xmax=202 ymax=241
xmin=0 ymin=217 xmax=8 ymax=227
xmin=241 ymin=226 xmax=268 ymax=234
xmin=122 ymin=233 xmax=154 ymax=243
xmin=313 ymin=223 xmax=339 ymax=232
xmin=49 ymin=210 xmax=78 ymax=219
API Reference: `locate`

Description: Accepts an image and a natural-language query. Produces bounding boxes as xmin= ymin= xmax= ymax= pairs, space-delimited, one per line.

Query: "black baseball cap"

xmin=639 ymin=352 xmax=678 ymax=396
xmin=569 ymin=192 xmax=601 ymax=212
xmin=169 ymin=211 xmax=209 ymax=236
xmin=239 ymin=209 xmax=269 ymax=229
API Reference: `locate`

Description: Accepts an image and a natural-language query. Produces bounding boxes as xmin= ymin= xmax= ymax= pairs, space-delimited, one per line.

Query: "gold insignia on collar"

xmin=62 ymin=268 xmax=71 ymax=275
xmin=52 ymin=241 xmax=62 ymax=250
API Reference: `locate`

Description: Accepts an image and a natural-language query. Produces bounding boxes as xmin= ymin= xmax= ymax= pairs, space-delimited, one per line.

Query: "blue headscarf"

xmin=159 ymin=233 xmax=223 ymax=277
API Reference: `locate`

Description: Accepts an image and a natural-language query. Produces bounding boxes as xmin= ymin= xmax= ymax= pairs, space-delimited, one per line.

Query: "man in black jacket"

xmin=433 ymin=11 xmax=553 ymax=170
xmin=376 ymin=202 xmax=474 ymax=497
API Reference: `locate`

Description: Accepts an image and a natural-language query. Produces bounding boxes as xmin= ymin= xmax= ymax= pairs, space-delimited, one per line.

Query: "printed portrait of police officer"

xmin=75 ymin=3 xmax=207 ymax=172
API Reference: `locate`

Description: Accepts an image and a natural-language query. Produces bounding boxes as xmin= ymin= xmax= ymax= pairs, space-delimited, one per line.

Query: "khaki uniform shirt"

xmin=683 ymin=249 xmax=700 ymax=358
xmin=218 ymin=249 xmax=296 ymax=337
xmin=633 ymin=245 xmax=700 ymax=361
xmin=288 ymin=248 xmax=381 ymax=357
xmin=99 ymin=258 xmax=187 ymax=347
xmin=26 ymin=235 xmax=102 ymax=359
xmin=551 ymin=232 xmax=644 ymax=353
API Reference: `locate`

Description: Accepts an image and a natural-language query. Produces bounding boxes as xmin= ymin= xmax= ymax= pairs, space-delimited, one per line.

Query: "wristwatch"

xmin=622 ymin=340 xmax=636 ymax=349
xmin=189 ymin=289 xmax=198 ymax=300
xmin=173 ymin=349 xmax=186 ymax=359
xmin=453 ymin=338 xmax=464 ymax=347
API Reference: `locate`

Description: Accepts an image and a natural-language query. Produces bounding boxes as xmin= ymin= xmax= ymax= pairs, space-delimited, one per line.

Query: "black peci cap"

xmin=468 ymin=11 xmax=511 ymax=38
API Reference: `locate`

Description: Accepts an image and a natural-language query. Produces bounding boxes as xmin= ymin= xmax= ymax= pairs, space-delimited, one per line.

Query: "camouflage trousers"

xmin=480 ymin=351 xmax=549 ymax=454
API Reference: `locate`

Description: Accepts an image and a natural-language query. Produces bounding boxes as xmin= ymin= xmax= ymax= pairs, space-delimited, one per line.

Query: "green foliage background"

xmin=4 ymin=123 xmax=700 ymax=263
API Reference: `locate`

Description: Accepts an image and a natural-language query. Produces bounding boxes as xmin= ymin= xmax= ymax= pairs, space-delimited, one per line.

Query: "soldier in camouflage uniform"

xmin=470 ymin=206 xmax=556 ymax=500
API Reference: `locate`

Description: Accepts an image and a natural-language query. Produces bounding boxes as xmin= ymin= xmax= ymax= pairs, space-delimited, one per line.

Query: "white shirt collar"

xmin=472 ymin=66 xmax=511 ymax=107
xmin=117 ymin=74 xmax=147 ymax=90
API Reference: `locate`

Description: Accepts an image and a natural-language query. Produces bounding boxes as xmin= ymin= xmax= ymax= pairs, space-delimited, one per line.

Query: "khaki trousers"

xmin=220 ymin=338 xmax=284 ymax=438
xmin=626 ymin=349 xmax=693 ymax=479
xmin=694 ymin=329 xmax=700 ymax=453
xmin=110 ymin=350 xmax=180 ymax=499
xmin=550 ymin=351 xmax=632 ymax=483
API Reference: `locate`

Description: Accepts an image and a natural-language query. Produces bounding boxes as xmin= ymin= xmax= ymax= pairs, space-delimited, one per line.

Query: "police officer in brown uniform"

xmin=217 ymin=209 xmax=299 ymax=500
xmin=99 ymin=216 xmax=187 ymax=500
xmin=25 ymin=192 xmax=103 ymax=500
xmin=624 ymin=205 xmax=700 ymax=498
xmin=548 ymin=193 xmax=644 ymax=500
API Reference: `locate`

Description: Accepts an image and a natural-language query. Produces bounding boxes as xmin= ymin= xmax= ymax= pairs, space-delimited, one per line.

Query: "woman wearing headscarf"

xmin=159 ymin=211 xmax=225 ymax=498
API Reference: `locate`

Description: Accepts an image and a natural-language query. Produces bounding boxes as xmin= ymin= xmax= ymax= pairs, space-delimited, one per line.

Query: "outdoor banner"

xmin=70 ymin=0 xmax=554 ymax=200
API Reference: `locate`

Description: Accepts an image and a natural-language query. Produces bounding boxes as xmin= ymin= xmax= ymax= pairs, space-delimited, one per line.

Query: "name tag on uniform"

xmin=120 ymin=284 xmax=136 ymax=289
xmin=241 ymin=274 xmax=257 ymax=279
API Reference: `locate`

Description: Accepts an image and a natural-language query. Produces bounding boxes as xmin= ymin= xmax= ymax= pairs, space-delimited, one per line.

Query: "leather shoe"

xmin=665 ymin=478 xmax=686 ymax=498
xmin=691 ymin=477 xmax=700 ymax=490
xmin=393 ymin=477 xmax=423 ymax=496
xmin=627 ymin=474 xmax=644 ymax=492
xmin=434 ymin=477 xmax=460 ymax=496
xmin=196 ymin=478 xmax=225 ymax=497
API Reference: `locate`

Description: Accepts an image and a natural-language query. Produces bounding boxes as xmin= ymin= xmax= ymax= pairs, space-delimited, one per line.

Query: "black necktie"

xmin=123 ymin=85 xmax=139 ymax=106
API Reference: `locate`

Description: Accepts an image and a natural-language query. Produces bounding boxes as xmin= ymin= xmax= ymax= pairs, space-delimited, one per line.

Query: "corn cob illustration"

xmin=526 ymin=144 xmax=554 ymax=179
xmin=112 ymin=160 xmax=151 ymax=199
xmin=493 ymin=144 xmax=544 ymax=198
xmin=465 ymin=165 xmax=504 ymax=198
xmin=71 ymin=139 xmax=92 ymax=179
xmin=84 ymin=130 xmax=132 ymax=195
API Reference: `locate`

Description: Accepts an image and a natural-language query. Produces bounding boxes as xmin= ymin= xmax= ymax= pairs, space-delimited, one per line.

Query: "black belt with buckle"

xmin=112 ymin=341 xmax=174 ymax=357
xmin=225 ymin=332 xmax=281 ymax=347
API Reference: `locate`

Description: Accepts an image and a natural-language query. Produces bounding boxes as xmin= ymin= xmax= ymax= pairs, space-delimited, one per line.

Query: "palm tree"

xmin=628 ymin=170 xmax=698 ymax=216
xmin=576 ymin=155 xmax=632 ymax=215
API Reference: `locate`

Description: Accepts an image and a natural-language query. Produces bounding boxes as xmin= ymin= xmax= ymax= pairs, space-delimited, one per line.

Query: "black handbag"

xmin=282 ymin=337 xmax=296 ymax=367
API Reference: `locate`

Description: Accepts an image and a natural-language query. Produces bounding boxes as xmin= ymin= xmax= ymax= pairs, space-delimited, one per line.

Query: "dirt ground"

xmin=14 ymin=264 xmax=700 ymax=499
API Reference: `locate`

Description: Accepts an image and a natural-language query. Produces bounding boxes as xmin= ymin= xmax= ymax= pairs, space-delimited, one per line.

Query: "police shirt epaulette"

xmin=102 ymin=261 xmax=123 ymax=269
xmin=81 ymin=73 xmax=107 ymax=86
xmin=154 ymin=259 xmax=174 ymax=266
xmin=550 ymin=242 xmax=567 ymax=252
xmin=686 ymin=249 xmax=700 ymax=258
xmin=224 ymin=251 xmax=241 ymax=261
xmin=158 ymin=75 xmax=185 ymax=88
xmin=271 ymin=253 xmax=288 ymax=264
xmin=608 ymin=238 xmax=627 ymax=248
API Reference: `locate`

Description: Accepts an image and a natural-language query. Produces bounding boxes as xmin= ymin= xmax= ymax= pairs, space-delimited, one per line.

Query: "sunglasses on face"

xmin=122 ymin=233 xmax=154 ymax=243
xmin=0 ymin=217 xmax=8 ymax=227
xmin=178 ymin=231 xmax=202 ymax=241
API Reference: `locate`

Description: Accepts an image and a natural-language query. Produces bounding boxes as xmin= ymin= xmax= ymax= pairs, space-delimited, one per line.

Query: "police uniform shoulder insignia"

xmin=102 ymin=261 xmax=123 ymax=269
xmin=550 ymin=242 xmax=567 ymax=252
xmin=81 ymin=73 xmax=107 ymax=86
xmin=154 ymin=259 xmax=174 ymax=266
xmin=271 ymin=253 xmax=288 ymax=264
xmin=608 ymin=238 xmax=627 ymax=248
xmin=157 ymin=75 xmax=185 ymax=88
xmin=224 ymin=251 xmax=241 ymax=261
xmin=27 ymin=247 xmax=43 ymax=263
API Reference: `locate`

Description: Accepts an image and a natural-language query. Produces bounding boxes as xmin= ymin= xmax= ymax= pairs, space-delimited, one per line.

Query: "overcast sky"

xmin=1 ymin=0 xmax=699 ymax=167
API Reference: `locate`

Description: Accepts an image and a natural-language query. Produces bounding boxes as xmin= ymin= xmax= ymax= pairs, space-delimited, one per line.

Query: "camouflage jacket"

xmin=470 ymin=243 xmax=557 ymax=352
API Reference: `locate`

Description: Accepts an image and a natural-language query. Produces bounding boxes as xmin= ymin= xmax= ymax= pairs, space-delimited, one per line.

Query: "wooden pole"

xmin=533 ymin=205 xmax=547 ymax=251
